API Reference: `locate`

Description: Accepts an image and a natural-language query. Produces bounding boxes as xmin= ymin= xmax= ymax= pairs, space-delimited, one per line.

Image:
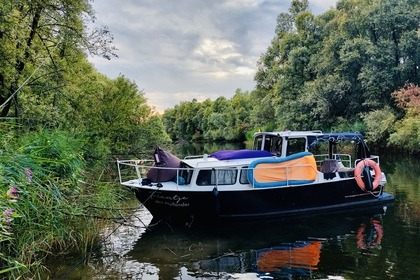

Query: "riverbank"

xmin=0 ymin=128 xmax=133 ymax=278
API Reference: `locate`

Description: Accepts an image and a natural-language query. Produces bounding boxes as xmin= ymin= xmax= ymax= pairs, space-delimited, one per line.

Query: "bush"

xmin=388 ymin=115 xmax=420 ymax=154
xmin=364 ymin=107 xmax=396 ymax=145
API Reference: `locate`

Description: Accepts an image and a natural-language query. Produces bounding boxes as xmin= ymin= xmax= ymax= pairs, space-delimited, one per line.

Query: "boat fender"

xmin=354 ymin=159 xmax=381 ymax=191
xmin=213 ymin=187 xmax=220 ymax=216
xmin=362 ymin=165 xmax=374 ymax=191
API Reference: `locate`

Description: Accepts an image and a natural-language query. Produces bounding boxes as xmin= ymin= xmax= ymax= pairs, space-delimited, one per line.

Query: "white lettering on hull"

xmin=153 ymin=194 xmax=190 ymax=207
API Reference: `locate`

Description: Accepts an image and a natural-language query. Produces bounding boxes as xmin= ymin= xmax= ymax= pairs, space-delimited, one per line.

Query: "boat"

xmin=117 ymin=130 xmax=394 ymax=225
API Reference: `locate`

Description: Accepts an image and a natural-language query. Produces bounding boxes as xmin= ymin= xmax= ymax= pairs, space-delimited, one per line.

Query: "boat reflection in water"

xmin=193 ymin=240 xmax=322 ymax=279
xmin=256 ymin=241 xmax=321 ymax=277
xmin=127 ymin=205 xmax=389 ymax=279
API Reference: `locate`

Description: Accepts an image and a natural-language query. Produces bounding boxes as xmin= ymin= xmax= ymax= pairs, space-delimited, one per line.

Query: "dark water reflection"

xmin=48 ymin=144 xmax=420 ymax=280
xmin=126 ymin=207 xmax=392 ymax=280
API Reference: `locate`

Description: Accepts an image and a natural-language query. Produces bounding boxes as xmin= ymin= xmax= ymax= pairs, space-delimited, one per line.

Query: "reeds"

xmin=0 ymin=126 xmax=127 ymax=278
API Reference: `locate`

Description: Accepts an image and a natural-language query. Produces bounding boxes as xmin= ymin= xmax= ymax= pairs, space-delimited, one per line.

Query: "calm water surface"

xmin=49 ymin=144 xmax=420 ymax=280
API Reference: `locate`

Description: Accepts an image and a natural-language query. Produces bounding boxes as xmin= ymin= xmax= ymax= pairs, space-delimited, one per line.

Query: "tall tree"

xmin=0 ymin=0 xmax=116 ymax=118
xmin=254 ymin=0 xmax=420 ymax=131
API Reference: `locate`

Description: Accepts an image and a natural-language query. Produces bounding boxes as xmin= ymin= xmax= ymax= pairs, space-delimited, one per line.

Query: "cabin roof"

xmin=182 ymin=156 xmax=260 ymax=168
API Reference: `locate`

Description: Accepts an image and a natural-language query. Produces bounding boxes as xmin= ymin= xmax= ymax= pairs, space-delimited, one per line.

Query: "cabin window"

xmin=286 ymin=138 xmax=307 ymax=155
xmin=239 ymin=167 xmax=249 ymax=184
xmin=179 ymin=163 xmax=193 ymax=184
xmin=196 ymin=168 xmax=238 ymax=185
xmin=271 ymin=137 xmax=282 ymax=154
xmin=264 ymin=137 xmax=272 ymax=151
xmin=254 ymin=137 xmax=263 ymax=150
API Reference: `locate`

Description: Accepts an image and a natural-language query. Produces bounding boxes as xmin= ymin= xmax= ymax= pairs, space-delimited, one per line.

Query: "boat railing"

xmin=314 ymin=153 xmax=352 ymax=168
xmin=183 ymin=154 xmax=208 ymax=160
xmin=245 ymin=162 xmax=320 ymax=188
xmin=117 ymin=159 xmax=153 ymax=184
xmin=117 ymin=156 xmax=357 ymax=189
xmin=354 ymin=155 xmax=380 ymax=167
xmin=193 ymin=163 xmax=320 ymax=188
xmin=117 ymin=159 xmax=193 ymax=186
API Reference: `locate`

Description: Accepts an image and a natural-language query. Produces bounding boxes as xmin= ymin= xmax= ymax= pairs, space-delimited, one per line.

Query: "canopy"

xmin=308 ymin=132 xmax=370 ymax=158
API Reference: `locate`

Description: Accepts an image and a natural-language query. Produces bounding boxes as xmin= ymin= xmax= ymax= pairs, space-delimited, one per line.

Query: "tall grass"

xmin=0 ymin=125 xmax=127 ymax=278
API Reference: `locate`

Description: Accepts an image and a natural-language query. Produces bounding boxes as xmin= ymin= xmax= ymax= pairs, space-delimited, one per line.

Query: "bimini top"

xmin=312 ymin=132 xmax=365 ymax=143
xmin=253 ymin=131 xmax=370 ymax=159
xmin=254 ymin=131 xmax=364 ymax=143
xmin=308 ymin=132 xmax=370 ymax=158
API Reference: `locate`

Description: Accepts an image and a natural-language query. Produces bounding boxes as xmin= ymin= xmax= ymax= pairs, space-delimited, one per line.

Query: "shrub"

xmin=364 ymin=107 xmax=396 ymax=145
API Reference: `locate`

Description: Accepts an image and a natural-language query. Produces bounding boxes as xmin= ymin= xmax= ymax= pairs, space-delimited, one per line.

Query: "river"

xmin=48 ymin=143 xmax=420 ymax=279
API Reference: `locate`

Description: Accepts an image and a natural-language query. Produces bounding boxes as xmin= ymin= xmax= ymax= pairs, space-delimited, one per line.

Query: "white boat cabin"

xmin=117 ymin=130 xmax=383 ymax=190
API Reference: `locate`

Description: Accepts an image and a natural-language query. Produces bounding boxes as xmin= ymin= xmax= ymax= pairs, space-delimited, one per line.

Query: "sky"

xmin=88 ymin=0 xmax=337 ymax=113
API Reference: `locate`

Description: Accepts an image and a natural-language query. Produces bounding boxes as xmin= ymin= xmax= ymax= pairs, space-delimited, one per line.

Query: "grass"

xmin=0 ymin=125 xmax=129 ymax=279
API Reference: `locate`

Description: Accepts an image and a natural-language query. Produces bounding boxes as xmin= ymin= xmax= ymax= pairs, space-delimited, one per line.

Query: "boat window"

xmin=286 ymin=138 xmax=307 ymax=155
xmin=264 ymin=137 xmax=271 ymax=151
xmin=254 ymin=136 xmax=263 ymax=150
xmin=179 ymin=162 xmax=193 ymax=184
xmin=196 ymin=168 xmax=238 ymax=185
xmin=239 ymin=167 xmax=249 ymax=184
xmin=271 ymin=137 xmax=282 ymax=155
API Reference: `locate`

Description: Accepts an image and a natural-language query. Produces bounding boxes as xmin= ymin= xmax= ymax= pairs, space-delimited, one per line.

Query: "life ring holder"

xmin=354 ymin=159 xmax=382 ymax=191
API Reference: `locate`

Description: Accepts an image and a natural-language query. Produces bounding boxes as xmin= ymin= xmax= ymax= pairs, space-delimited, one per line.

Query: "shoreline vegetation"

xmin=1 ymin=0 xmax=419 ymax=278
xmin=0 ymin=125 xmax=134 ymax=277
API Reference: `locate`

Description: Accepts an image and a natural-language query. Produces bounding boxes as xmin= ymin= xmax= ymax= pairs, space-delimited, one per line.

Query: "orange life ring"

xmin=354 ymin=159 xmax=382 ymax=191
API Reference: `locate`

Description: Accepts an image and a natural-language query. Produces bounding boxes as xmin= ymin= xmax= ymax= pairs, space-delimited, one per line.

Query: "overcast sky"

xmin=88 ymin=0 xmax=337 ymax=113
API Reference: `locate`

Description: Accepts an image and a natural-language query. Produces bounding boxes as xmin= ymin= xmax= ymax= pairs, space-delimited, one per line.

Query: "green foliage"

xmin=65 ymin=75 xmax=170 ymax=159
xmin=0 ymin=1 xmax=177 ymax=278
xmin=0 ymin=0 xmax=116 ymax=118
xmin=16 ymin=129 xmax=85 ymax=183
xmin=0 ymin=128 xmax=83 ymax=276
xmin=253 ymin=0 xmax=420 ymax=133
xmin=388 ymin=84 xmax=420 ymax=153
xmin=364 ymin=107 xmax=397 ymax=145
xmin=329 ymin=118 xmax=366 ymax=134
xmin=388 ymin=116 xmax=420 ymax=154
xmin=0 ymin=127 xmax=130 ymax=278
xmin=1 ymin=0 xmax=171 ymax=159
xmin=162 ymin=90 xmax=252 ymax=142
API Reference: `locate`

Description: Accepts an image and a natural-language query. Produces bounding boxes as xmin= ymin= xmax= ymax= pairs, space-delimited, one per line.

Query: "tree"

xmin=0 ymin=0 xmax=116 ymax=118
xmin=74 ymin=75 xmax=169 ymax=158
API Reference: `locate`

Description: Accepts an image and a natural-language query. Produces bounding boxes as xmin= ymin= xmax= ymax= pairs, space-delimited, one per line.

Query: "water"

xmin=48 ymin=145 xmax=420 ymax=279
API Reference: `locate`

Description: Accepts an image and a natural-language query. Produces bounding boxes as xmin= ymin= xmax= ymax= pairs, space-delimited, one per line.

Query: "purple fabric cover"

xmin=146 ymin=146 xmax=181 ymax=182
xmin=210 ymin=149 xmax=273 ymax=160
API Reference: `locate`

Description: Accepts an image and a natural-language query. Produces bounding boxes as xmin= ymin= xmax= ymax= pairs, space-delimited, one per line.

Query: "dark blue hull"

xmin=131 ymin=178 xmax=394 ymax=225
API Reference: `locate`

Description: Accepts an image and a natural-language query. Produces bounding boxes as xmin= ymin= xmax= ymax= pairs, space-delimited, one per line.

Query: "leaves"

xmin=392 ymin=83 xmax=420 ymax=112
xmin=0 ymin=0 xmax=117 ymax=117
xmin=253 ymin=0 xmax=420 ymax=133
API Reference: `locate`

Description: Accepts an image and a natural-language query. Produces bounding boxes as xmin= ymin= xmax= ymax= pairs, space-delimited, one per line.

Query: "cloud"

xmin=89 ymin=0 xmax=337 ymax=112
